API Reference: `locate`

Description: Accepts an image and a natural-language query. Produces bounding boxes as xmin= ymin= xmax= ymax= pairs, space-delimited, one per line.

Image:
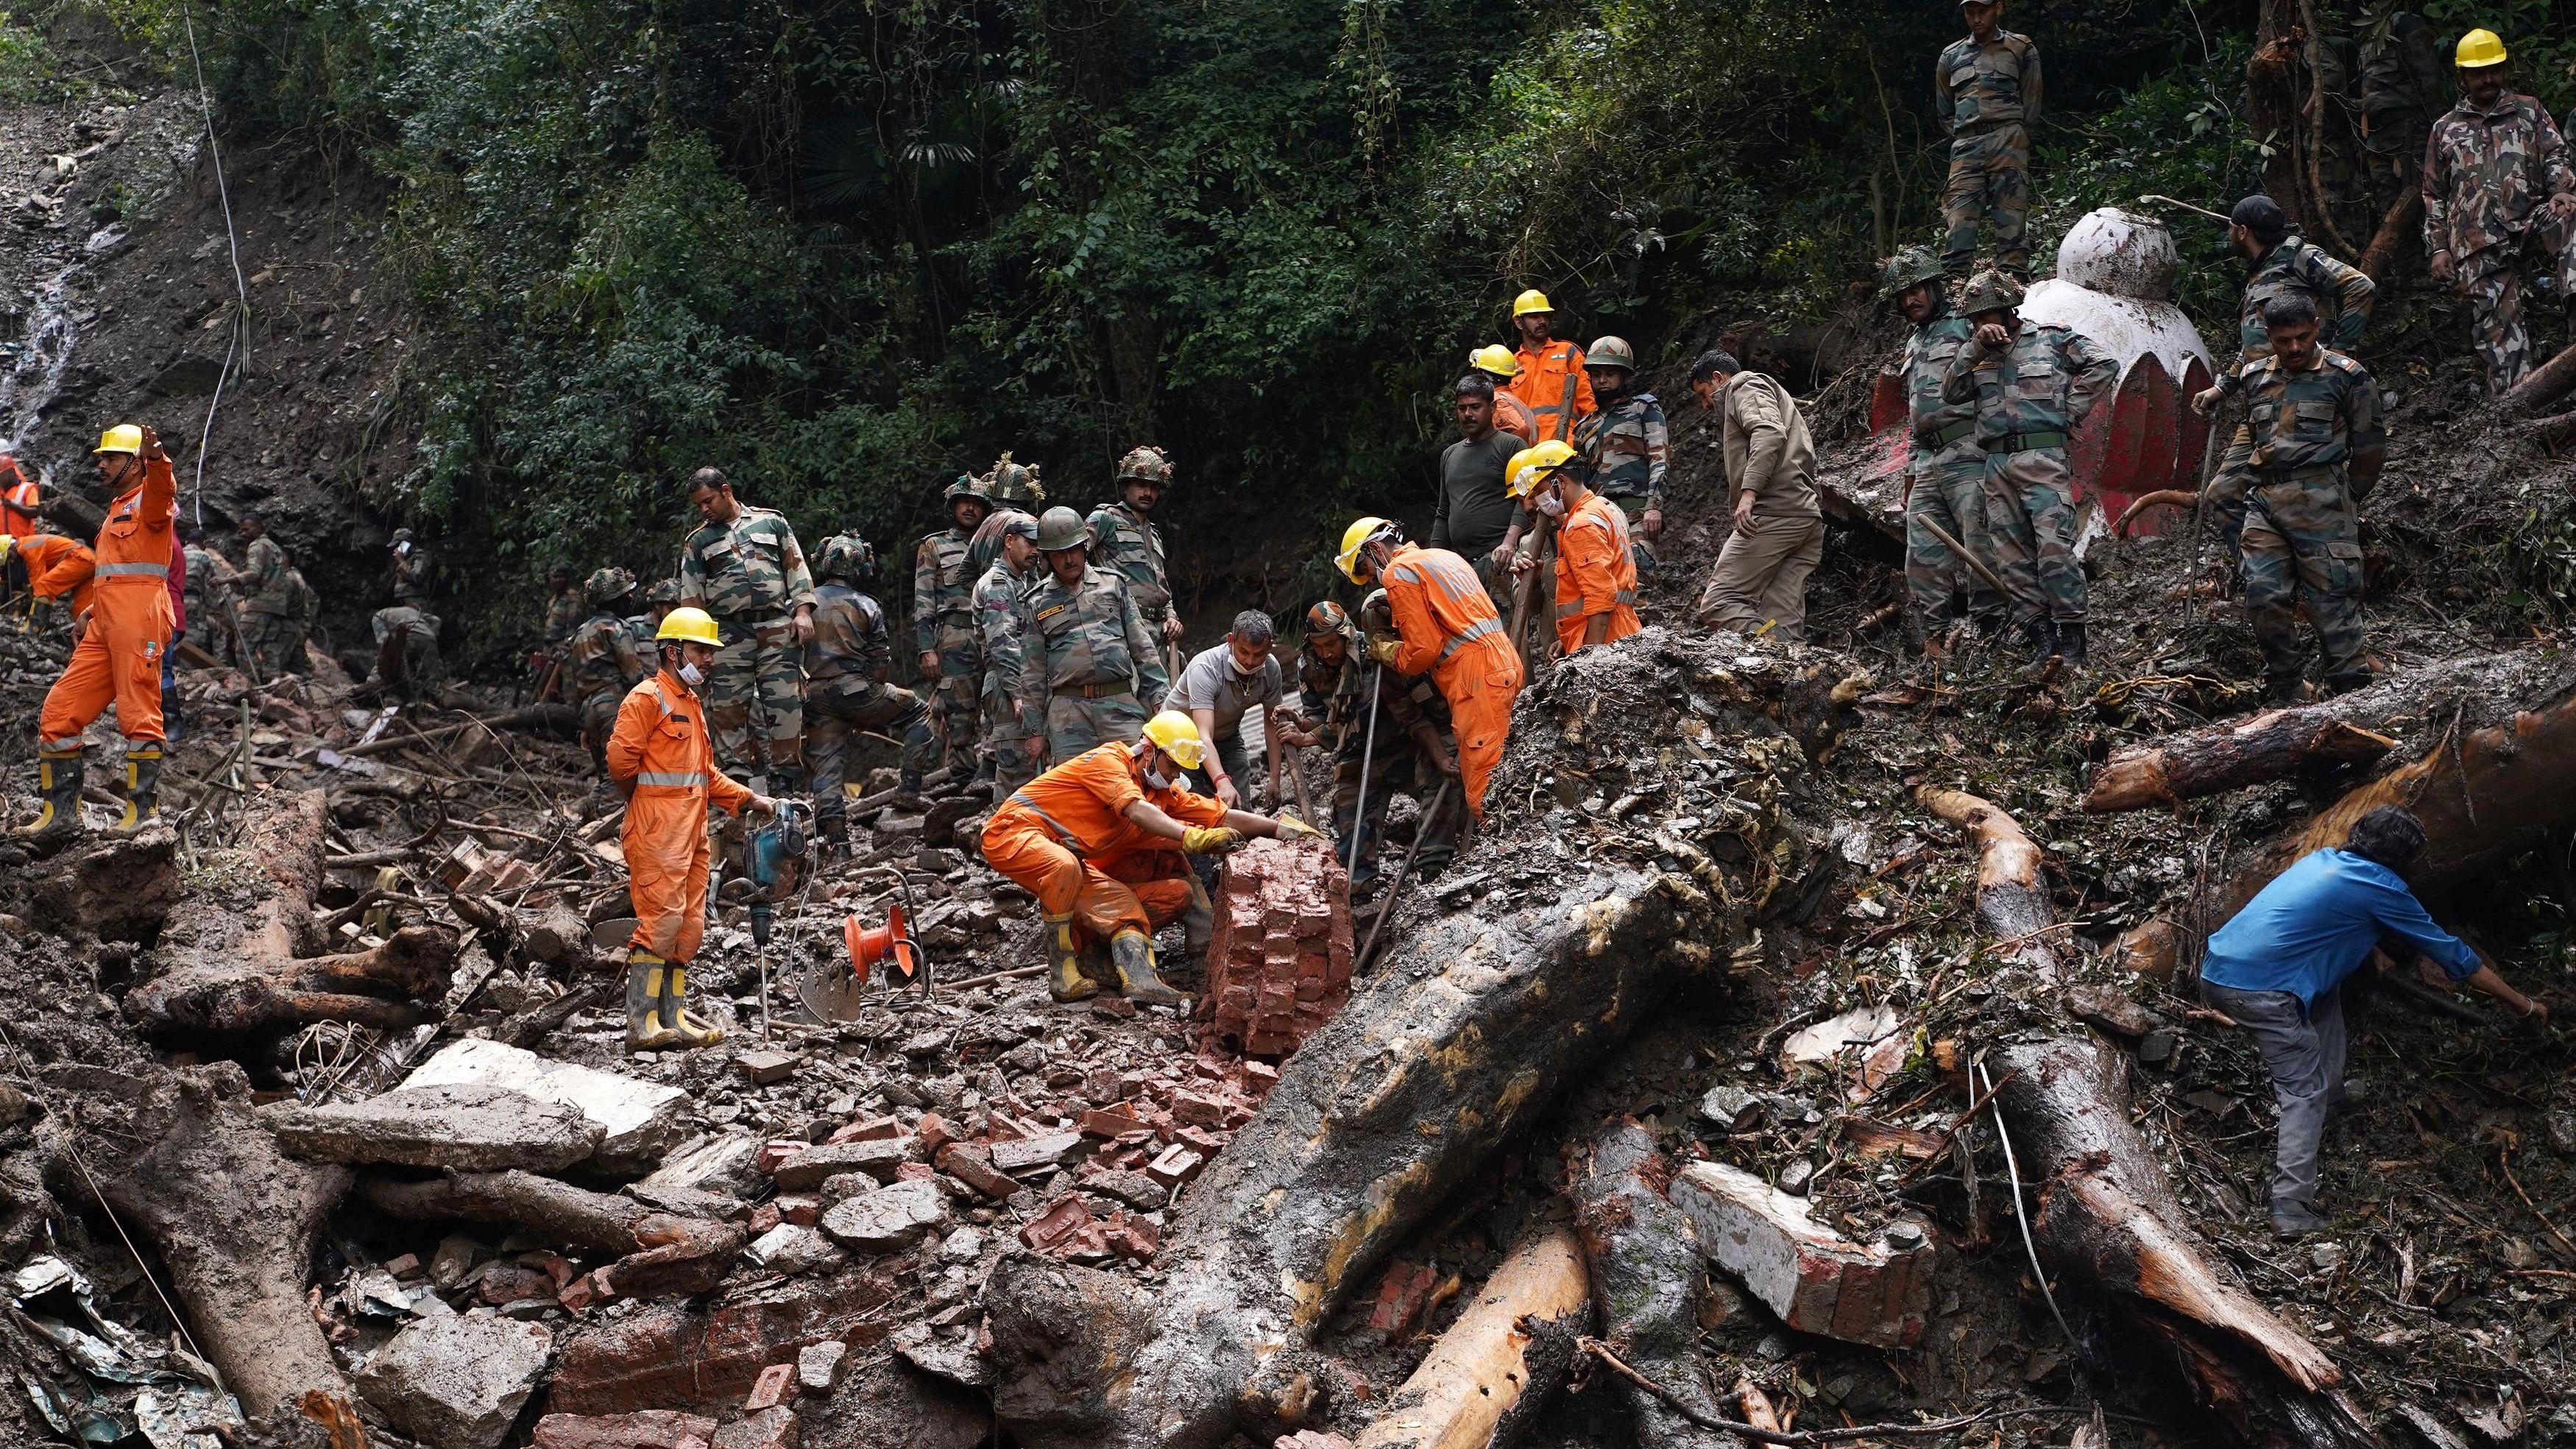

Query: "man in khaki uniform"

xmin=1690 ymin=351 xmax=1823 ymax=641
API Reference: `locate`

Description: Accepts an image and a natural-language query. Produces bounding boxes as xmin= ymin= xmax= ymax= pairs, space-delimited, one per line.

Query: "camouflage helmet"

xmin=586 ymin=566 xmax=637 ymax=606
xmin=943 ymin=473 xmax=993 ymax=508
xmin=816 ymin=534 xmax=874 ymax=583
xmin=1959 ymin=269 xmax=2025 ymax=317
xmin=1304 ymin=600 xmax=1356 ymax=642
xmin=987 ymin=452 xmax=1045 ymax=506
xmin=1881 ymin=245 xmax=1947 ymax=296
xmin=644 ymin=577 xmax=683 ymax=606
xmin=1585 ymin=336 xmax=1637 ymax=372
xmin=1035 ymin=506 xmax=1090 ymax=553
xmin=1115 ymin=446 xmax=1175 ymax=488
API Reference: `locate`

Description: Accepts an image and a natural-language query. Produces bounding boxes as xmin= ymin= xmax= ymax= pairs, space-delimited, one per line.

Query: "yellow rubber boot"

xmin=1109 ymin=931 xmax=1184 ymax=1007
xmin=662 ymin=966 xmax=725 ymax=1047
xmin=626 ymin=954 xmax=680 ymax=1052
xmin=1045 ymin=913 xmax=1097 ymax=1002
xmin=13 ymin=747 xmax=84 ymax=843
xmin=115 ymin=744 xmax=162 ymax=832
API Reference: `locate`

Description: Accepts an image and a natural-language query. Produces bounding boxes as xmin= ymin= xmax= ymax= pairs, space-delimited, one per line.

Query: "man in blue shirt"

xmin=2203 ymin=805 xmax=2547 ymax=1234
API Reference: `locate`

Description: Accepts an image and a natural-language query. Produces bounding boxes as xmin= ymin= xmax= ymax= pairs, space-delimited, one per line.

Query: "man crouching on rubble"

xmin=982 ymin=710 xmax=1322 ymax=1006
xmin=606 ymin=606 xmax=776 ymax=1052
xmin=2201 ymin=805 xmax=2546 ymax=1236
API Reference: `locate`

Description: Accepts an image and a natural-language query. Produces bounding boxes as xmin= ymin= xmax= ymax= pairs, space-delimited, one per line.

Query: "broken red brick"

xmin=894 ymin=1161 xmax=936 ymax=1183
xmin=827 ymin=1113 xmax=902 ymax=1145
xmin=1170 ymin=1091 xmax=1228 ymax=1127
xmin=531 ymin=1410 xmax=721 ymax=1449
xmin=556 ymin=1271 xmax=603 ymax=1314
xmin=1145 ymin=1144 xmax=1206 ymax=1189
xmin=1105 ymin=1212 xmax=1160 ymax=1261
xmin=775 ymin=1194 xmax=819 ymax=1227
xmin=935 ymin=1144 xmax=1018 ymax=1200
xmin=1017 ymin=1192 xmax=1095 ymax=1253
xmin=550 ymin=1276 xmax=891 ymax=1414
xmin=754 ymin=1139 xmax=807 ymax=1174
xmin=914 ymin=1113 xmax=955 ymax=1158
xmin=1174 ymin=1124 xmax=1228 ymax=1156
xmin=1078 ymin=1105 xmax=1142 ymax=1138
xmin=1365 ymin=1261 xmax=1439 ymax=1339
xmin=479 ymin=1264 xmax=558 ymax=1305
xmin=383 ymin=1253 xmax=422 ymax=1280
xmin=743 ymin=1361 xmax=797 ymax=1414
xmin=1241 ymin=1061 xmax=1278 ymax=1091
xmin=746 ymin=1202 xmax=782 ymax=1236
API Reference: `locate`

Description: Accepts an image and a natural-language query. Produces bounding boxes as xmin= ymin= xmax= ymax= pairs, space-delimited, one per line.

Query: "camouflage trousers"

xmin=981 ymin=672 xmax=1040 ymax=793
xmin=2240 ymin=469 xmax=2368 ymax=692
xmin=1904 ymin=442 xmax=2003 ymax=633
xmin=1331 ymin=723 xmax=1464 ymax=886
xmin=240 ymin=611 xmax=304 ymax=676
xmin=806 ymin=677 xmax=936 ymax=838
xmin=2460 ymin=224 xmax=2576 ymax=393
xmin=1943 ymin=122 xmax=2031 ymax=276
xmin=578 ymin=692 xmax=622 ymax=774
xmin=706 ymin=617 xmax=805 ymax=787
xmin=1043 ymin=689 xmax=1147 ymax=765
xmin=1982 ymin=447 xmax=2087 ymax=625
xmin=927 ymin=623 xmax=981 ymax=773
xmin=180 ymin=610 xmax=232 ymax=665
xmin=369 ymin=606 xmax=443 ymax=699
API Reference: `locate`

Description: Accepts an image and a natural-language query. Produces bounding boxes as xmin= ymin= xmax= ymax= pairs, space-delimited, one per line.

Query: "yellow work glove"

xmin=1365 ymin=637 xmax=1401 ymax=666
xmin=1274 ymin=815 xmax=1323 ymax=843
xmin=1181 ymin=825 xmax=1246 ymax=855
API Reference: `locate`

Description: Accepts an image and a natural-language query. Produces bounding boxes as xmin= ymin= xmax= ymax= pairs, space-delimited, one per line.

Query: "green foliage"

xmin=0 ymin=9 xmax=63 ymax=101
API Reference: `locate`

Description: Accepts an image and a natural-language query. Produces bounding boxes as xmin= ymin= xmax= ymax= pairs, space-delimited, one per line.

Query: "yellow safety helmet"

xmin=1469 ymin=344 xmax=1521 ymax=380
xmin=1336 ymin=516 xmax=1400 ymax=584
xmin=2456 ymin=27 xmax=2507 ymax=67
xmin=1511 ymin=289 xmax=1554 ymax=318
xmin=1140 ymin=710 xmax=1207 ymax=770
xmin=1505 ymin=439 xmax=1580 ymax=498
xmin=655 ymin=605 xmax=723 ymax=647
xmin=93 ymin=424 xmax=143 ymax=455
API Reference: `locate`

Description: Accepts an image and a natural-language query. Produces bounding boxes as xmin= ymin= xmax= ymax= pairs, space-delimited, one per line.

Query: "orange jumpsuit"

xmin=1380 ymin=542 xmax=1523 ymax=822
xmin=18 ymin=534 xmax=96 ymax=616
xmin=1506 ymin=339 xmax=1596 ymax=444
xmin=980 ymin=743 xmax=1227 ymax=947
xmin=1492 ymin=391 xmax=1538 ymax=447
xmin=1554 ymin=489 xmax=1642 ymax=656
xmin=606 ymin=668 xmax=754 ymax=963
xmin=0 ymin=459 xmax=36 ymax=539
xmin=36 ymin=456 xmax=174 ymax=748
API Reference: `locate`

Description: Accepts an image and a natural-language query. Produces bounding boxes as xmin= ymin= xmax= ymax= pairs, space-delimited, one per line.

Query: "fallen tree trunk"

xmin=1572 ymin=1120 xmax=1732 ymax=1448
xmin=362 ymin=1169 xmax=744 ymax=1300
xmin=2505 ymin=336 xmax=2576 ymax=416
xmin=2084 ymin=713 xmax=2393 ymax=812
xmin=1991 ymin=1038 xmax=2378 ymax=1447
xmin=1915 ymin=786 xmax=2057 ymax=979
xmin=124 ymin=789 xmax=458 ymax=1039
xmin=338 ymin=704 xmax=578 ymax=758
xmin=2354 ymin=188 xmax=2421 ymax=285
xmin=1351 ymin=1225 xmax=1589 ymax=1449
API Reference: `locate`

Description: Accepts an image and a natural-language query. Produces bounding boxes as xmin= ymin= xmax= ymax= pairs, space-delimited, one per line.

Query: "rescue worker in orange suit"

xmin=3 ymin=532 xmax=98 ymax=619
xmin=1337 ymin=516 xmax=1525 ymax=824
xmin=605 ymin=605 xmax=778 ymax=1052
xmin=0 ymin=456 xmax=37 ymax=539
xmin=16 ymin=425 xmax=177 ymax=842
xmin=1507 ymin=440 xmax=1641 ymax=656
xmin=1503 ymin=290 xmax=1596 ymax=445
xmin=981 ymin=711 xmax=1321 ymax=1005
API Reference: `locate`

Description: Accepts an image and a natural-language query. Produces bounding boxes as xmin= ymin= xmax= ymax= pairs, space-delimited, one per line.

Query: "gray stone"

xmin=797 ymin=1340 xmax=849 ymax=1395
xmin=819 ymin=1179 xmax=948 ymax=1253
xmin=1698 ymin=1085 xmax=1762 ymax=1132
xmin=632 ymin=1131 xmax=764 ymax=1202
xmin=268 ymin=1083 xmax=604 ymax=1172
xmin=770 ymin=1138 xmax=912 ymax=1191
xmin=990 ymin=1131 xmax=1083 ymax=1175
xmin=356 ymin=1314 xmax=553 ymax=1449
xmin=401 ymin=1038 xmax=688 ymax=1174
xmin=748 ymin=1225 xmax=847 ymax=1276
xmin=890 ymin=1322 xmax=988 ymax=1389
xmin=1080 ymin=1169 xmax=1167 ymax=1212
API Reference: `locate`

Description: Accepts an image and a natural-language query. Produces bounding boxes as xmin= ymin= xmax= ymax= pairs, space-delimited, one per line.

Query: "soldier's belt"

xmin=1916 ymin=419 xmax=1978 ymax=447
xmin=1052 ymin=683 xmax=1137 ymax=701
xmin=1986 ymin=431 xmax=2068 ymax=454
xmin=2254 ymin=463 xmax=2339 ymax=483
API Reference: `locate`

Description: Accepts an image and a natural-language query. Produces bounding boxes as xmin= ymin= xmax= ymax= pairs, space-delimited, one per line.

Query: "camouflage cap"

xmin=1304 ymin=600 xmax=1356 ymax=641
xmin=816 ymin=534 xmax=874 ymax=583
xmin=645 ymin=577 xmax=684 ymax=606
xmin=1959 ymin=269 xmax=2025 ymax=316
xmin=586 ymin=566 xmax=637 ymax=605
xmin=1881 ymin=245 xmax=1947 ymax=295
xmin=988 ymin=452 xmax=1045 ymax=506
xmin=1035 ymin=506 xmax=1089 ymax=552
xmin=1115 ymin=446 xmax=1175 ymax=487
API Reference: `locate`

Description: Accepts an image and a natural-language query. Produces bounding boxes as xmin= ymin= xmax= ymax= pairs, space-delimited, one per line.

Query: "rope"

xmin=1977 ymin=1056 xmax=2081 ymax=1356
xmin=179 ymin=1 xmax=250 ymax=526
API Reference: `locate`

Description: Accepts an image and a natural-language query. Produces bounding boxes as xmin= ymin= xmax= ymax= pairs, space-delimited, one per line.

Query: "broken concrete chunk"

xmin=989 ymin=1131 xmax=1083 ymax=1175
xmin=735 ymin=1049 xmax=799 ymax=1086
xmin=1669 ymin=1161 xmax=1932 ymax=1349
xmin=714 ymin=1405 xmax=799 ymax=1449
xmin=749 ymin=1225 xmax=849 ymax=1276
xmin=355 ymin=1314 xmax=553 ymax=1449
xmin=269 ymin=1082 xmax=604 ymax=1172
xmin=818 ymin=1179 xmax=948 ymax=1253
xmin=797 ymin=1339 xmax=848 ymax=1395
xmin=770 ymin=1138 xmax=912 ymax=1191
xmin=891 ymin=1322 xmax=991 ymax=1389
xmin=634 ymin=1131 xmax=764 ymax=1202
xmin=1080 ymin=1168 xmax=1169 ymax=1212
xmin=532 ymin=1410 xmax=720 ymax=1449
xmin=402 ymin=1038 xmax=690 ymax=1173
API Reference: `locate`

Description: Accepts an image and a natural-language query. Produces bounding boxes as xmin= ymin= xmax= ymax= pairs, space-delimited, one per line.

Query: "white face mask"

xmin=1143 ymin=766 xmax=1170 ymax=790
xmin=1535 ymin=490 xmax=1567 ymax=518
xmin=678 ymin=661 xmax=707 ymax=688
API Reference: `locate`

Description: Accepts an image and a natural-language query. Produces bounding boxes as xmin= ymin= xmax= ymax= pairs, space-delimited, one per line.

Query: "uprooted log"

xmin=337 ymin=703 xmax=579 ymax=758
xmin=361 ymin=1169 xmax=744 ymax=1300
xmin=125 ymin=789 xmax=459 ymax=1039
xmin=1915 ymin=786 xmax=2058 ymax=978
xmin=1351 ymin=1225 xmax=1589 ymax=1449
xmin=1572 ymin=1121 xmax=1733 ymax=1448
xmin=2505 ymin=336 xmax=2576 ymax=417
xmin=1990 ymin=1040 xmax=2378 ymax=1447
xmin=37 ymin=1062 xmax=358 ymax=1429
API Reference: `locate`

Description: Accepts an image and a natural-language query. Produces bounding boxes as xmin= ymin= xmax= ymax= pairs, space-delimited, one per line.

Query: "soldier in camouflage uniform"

xmin=389 ymin=528 xmax=436 ymax=605
xmin=1014 ymin=506 xmax=1167 ymax=767
xmin=369 ymin=606 xmax=444 ymax=700
xmin=1883 ymin=247 xmax=1999 ymax=648
xmin=677 ymin=467 xmax=818 ymax=787
xmin=1941 ymin=270 xmax=2117 ymax=665
xmin=972 ymin=510 xmax=1044 ymax=792
xmin=2198 ymin=196 xmax=2377 ymax=559
xmin=628 ymin=577 xmax=681 ymax=655
xmin=1571 ymin=336 xmax=1667 ymax=575
xmin=1283 ymin=598 xmax=1461 ymax=886
xmin=2200 ymin=295 xmax=2385 ymax=702
xmin=234 ymin=514 xmax=303 ymax=676
xmin=2423 ymin=29 xmax=2576 ymax=392
xmin=1937 ymin=0 xmax=2042 ymax=277
xmin=1086 ymin=447 xmax=1185 ymax=675
xmin=178 ymin=519 xmax=238 ymax=665
xmin=569 ymin=567 xmax=648 ymax=773
xmin=913 ymin=475 xmax=992 ymax=776
xmin=806 ymin=536 xmax=937 ymax=854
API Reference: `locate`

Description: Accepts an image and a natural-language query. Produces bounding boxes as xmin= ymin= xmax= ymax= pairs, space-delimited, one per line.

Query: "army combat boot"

xmin=116 ymin=743 xmax=162 ymax=832
xmin=661 ymin=966 xmax=724 ymax=1047
xmin=626 ymin=952 xmax=681 ymax=1052
xmin=2053 ymin=621 xmax=2087 ymax=667
xmin=1108 ymin=930 xmax=1183 ymax=1007
xmin=1044 ymin=913 xmax=1097 ymax=1002
xmin=13 ymin=747 xmax=84 ymax=843
xmin=2020 ymin=617 xmax=2057 ymax=670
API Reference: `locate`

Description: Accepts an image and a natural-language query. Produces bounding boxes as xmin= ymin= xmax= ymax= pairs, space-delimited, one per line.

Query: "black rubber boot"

xmin=13 ymin=747 xmax=84 ymax=843
xmin=2053 ymin=621 xmax=2087 ymax=667
xmin=2020 ymin=617 xmax=2058 ymax=669
xmin=116 ymin=743 xmax=162 ymax=831
xmin=1109 ymin=931 xmax=1184 ymax=1007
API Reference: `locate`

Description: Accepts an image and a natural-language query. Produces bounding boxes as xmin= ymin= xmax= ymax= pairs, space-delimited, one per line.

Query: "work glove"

xmin=1274 ymin=815 xmax=1323 ymax=843
xmin=1365 ymin=637 xmax=1401 ymax=666
xmin=1181 ymin=825 xmax=1246 ymax=856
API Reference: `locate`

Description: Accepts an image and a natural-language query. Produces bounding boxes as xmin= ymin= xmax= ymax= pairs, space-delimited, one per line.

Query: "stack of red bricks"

xmin=1198 ymin=837 xmax=1354 ymax=1057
